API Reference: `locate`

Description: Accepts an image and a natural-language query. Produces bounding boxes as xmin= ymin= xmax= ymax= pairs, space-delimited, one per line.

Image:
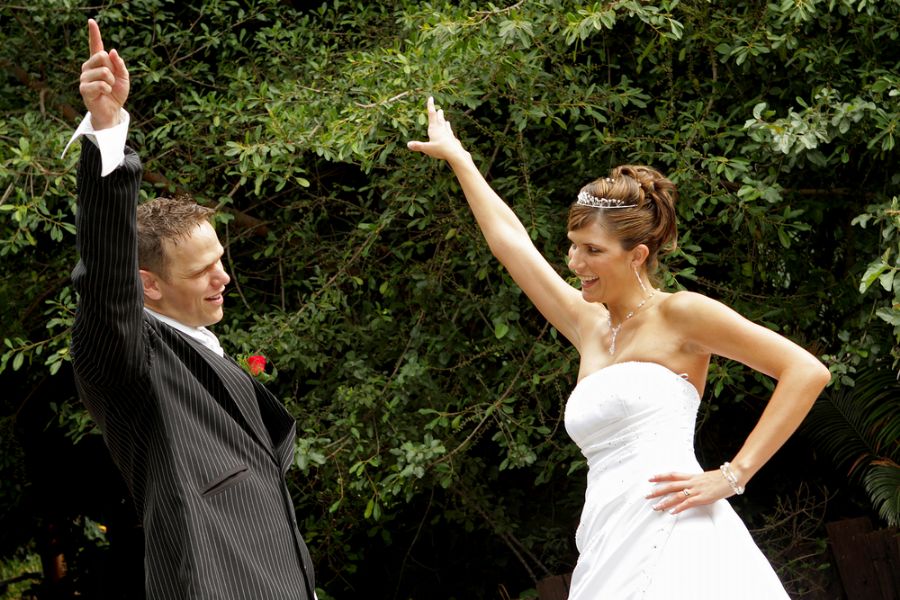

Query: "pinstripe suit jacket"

xmin=71 ymin=140 xmax=315 ymax=599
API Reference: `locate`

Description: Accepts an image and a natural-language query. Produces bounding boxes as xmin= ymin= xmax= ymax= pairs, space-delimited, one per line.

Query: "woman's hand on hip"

xmin=646 ymin=470 xmax=735 ymax=514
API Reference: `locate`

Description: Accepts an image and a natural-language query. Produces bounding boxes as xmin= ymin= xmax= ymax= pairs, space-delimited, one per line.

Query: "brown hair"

xmin=136 ymin=195 xmax=215 ymax=277
xmin=567 ymin=165 xmax=678 ymax=273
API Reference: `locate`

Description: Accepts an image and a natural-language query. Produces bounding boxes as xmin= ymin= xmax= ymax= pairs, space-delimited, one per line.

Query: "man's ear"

xmin=139 ymin=269 xmax=163 ymax=301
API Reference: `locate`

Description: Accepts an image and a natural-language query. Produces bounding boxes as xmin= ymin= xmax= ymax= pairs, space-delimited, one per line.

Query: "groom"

xmin=68 ymin=19 xmax=315 ymax=599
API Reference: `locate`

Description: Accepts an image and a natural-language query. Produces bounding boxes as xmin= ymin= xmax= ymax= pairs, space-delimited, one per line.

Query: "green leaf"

xmin=863 ymin=465 xmax=900 ymax=527
xmin=875 ymin=307 xmax=900 ymax=326
xmin=777 ymin=227 xmax=791 ymax=249
xmin=860 ymin=260 xmax=889 ymax=293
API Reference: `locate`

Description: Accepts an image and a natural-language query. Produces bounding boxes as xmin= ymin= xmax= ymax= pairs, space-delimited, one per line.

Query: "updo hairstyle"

xmin=567 ymin=165 xmax=678 ymax=273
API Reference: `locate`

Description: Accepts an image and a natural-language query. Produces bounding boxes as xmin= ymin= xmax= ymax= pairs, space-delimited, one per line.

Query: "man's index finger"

xmin=88 ymin=19 xmax=104 ymax=56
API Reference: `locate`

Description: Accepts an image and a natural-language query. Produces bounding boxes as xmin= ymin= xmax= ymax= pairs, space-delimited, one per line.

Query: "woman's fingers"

xmin=646 ymin=469 xmax=736 ymax=514
xmin=409 ymin=96 xmax=469 ymax=163
xmin=646 ymin=472 xmax=693 ymax=510
xmin=407 ymin=140 xmax=433 ymax=154
xmin=649 ymin=471 xmax=693 ymax=482
xmin=646 ymin=472 xmax=692 ymax=497
xmin=649 ymin=483 xmax=701 ymax=513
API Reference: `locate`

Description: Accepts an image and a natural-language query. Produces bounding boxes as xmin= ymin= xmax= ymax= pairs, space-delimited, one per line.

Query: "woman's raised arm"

xmin=408 ymin=97 xmax=589 ymax=346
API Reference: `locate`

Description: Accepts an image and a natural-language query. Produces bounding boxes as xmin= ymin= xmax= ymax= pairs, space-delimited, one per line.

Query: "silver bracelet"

xmin=719 ymin=462 xmax=745 ymax=495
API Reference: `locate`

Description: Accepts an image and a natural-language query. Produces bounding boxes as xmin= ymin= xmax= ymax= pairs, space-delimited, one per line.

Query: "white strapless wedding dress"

xmin=564 ymin=361 xmax=789 ymax=599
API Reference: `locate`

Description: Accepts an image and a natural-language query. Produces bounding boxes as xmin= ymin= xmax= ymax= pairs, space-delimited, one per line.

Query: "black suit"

xmin=71 ymin=140 xmax=315 ymax=599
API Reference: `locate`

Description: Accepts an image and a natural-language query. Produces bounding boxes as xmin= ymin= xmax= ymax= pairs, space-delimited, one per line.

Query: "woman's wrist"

xmin=719 ymin=462 xmax=746 ymax=495
xmin=446 ymin=148 xmax=474 ymax=171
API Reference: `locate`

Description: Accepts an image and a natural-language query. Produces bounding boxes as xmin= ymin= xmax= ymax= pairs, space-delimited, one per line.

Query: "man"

xmin=66 ymin=19 xmax=316 ymax=599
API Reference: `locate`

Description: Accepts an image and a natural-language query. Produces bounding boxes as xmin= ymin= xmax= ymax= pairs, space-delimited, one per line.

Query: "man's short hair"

xmin=137 ymin=195 xmax=216 ymax=278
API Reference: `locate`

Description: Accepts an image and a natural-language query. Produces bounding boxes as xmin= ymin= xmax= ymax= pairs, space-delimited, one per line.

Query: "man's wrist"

xmin=61 ymin=109 xmax=130 ymax=176
xmin=90 ymin=112 xmax=122 ymax=131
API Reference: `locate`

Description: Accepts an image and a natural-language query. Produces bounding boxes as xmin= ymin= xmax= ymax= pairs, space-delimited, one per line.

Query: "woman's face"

xmin=566 ymin=220 xmax=632 ymax=303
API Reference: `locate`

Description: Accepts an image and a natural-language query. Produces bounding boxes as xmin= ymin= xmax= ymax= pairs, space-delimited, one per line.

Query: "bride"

xmin=408 ymin=97 xmax=831 ymax=598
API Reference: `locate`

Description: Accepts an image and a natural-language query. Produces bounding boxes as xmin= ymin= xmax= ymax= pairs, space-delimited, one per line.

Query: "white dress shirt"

xmin=62 ymin=109 xmax=130 ymax=176
xmin=143 ymin=308 xmax=224 ymax=357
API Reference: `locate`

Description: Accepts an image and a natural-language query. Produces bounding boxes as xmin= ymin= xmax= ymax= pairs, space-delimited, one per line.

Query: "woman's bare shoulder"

xmin=655 ymin=290 xmax=741 ymax=348
xmin=657 ymin=289 xmax=723 ymax=317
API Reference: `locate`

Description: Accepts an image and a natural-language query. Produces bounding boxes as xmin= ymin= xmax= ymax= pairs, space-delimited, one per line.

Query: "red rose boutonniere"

xmin=238 ymin=353 xmax=275 ymax=383
xmin=247 ymin=354 xmax=266 ymax=376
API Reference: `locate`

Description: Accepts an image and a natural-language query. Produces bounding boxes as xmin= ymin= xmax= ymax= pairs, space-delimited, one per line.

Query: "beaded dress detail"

xmin=564 ymin=362 xmax=789 ymax=599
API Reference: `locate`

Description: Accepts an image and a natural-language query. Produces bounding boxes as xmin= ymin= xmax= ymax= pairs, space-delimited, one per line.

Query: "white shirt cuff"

xmin=61 ymin=109 xmax=130 ymax=177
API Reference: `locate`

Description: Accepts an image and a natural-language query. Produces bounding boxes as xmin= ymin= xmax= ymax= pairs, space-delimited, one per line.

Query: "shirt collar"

xmin=143 ymin=307 xmax=224 ymax=357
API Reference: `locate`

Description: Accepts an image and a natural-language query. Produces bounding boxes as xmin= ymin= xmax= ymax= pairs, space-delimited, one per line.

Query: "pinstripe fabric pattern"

xmin=71 ymin=140 xmax=315 ymax=599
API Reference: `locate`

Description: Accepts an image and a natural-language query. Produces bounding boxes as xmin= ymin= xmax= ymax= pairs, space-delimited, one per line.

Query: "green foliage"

xmin=2 ymin=0 xmax=900 ymax=596
xmin=0 ymin=552 xmax=41 ymax=599
xmin=853 ymin=195 xmax=900 ymax=364
xmin=803 ymin=370 xmax=900 ymax=526
xmin=864 ymin=464 xmax=900 ymax=528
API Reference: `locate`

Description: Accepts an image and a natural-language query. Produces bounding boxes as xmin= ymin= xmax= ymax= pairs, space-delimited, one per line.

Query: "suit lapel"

xmin=247 ymin=376 xmax=297 ymax=472
xmin=176 ymin=333 xmax=276 ymax=459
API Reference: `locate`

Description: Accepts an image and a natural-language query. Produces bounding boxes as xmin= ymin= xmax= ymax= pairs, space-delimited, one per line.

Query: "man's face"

xmin=144 ymin=221 xmax=230 ymax=327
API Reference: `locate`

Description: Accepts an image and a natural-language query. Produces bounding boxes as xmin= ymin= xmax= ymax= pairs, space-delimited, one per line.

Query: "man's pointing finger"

xmin=88 ymin=18 xmax=104 ymax=56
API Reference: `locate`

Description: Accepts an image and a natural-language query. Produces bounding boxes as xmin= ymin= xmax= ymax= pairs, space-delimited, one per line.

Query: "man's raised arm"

xmin=70 ymin=19 xmax=144 ymax=392
xmin=62 ymin=18 xmax=131 ymax=175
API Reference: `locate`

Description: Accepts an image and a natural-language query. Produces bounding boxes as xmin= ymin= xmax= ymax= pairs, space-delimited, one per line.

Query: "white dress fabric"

xmin=564 ymin=361 xmax=789 ymax=599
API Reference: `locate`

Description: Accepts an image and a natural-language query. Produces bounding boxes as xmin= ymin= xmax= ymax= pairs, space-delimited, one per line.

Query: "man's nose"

xmin=214 ymin=262 xmax=230 ymax=287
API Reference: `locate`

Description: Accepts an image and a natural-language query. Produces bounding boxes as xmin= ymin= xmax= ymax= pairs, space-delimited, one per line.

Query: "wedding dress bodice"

xmin=563 ymin=361 xmax=788 ymax=599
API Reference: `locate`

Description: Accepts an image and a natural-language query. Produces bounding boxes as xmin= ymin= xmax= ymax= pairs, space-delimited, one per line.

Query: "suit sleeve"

xmin=71 ymin=139 xmax=147 ymax=388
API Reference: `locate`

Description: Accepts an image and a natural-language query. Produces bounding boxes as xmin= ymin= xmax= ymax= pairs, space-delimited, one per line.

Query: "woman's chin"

xmin=581 ymin=287 xmax=603 ymax=303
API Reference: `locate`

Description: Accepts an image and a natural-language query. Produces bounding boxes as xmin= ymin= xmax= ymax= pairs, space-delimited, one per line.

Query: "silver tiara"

xmin=576 ymin=190 xmax=638 ymax=209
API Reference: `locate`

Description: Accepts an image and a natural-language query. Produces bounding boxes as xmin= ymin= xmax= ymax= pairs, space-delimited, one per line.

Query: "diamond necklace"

xmin=606 ymin=290 xmax=656 ymax=355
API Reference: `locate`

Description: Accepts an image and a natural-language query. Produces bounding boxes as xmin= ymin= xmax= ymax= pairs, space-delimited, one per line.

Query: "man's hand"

xmin=80 ymin=18 xmax=129 ymax=130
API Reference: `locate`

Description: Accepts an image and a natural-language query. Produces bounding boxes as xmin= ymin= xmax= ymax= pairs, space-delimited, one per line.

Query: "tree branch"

xmin=2 ymin=60 xmax=270 ymax=236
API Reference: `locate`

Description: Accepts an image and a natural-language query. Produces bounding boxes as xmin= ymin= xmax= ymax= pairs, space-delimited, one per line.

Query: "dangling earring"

xmin=634 ymin=267 xmax=649 ymax=296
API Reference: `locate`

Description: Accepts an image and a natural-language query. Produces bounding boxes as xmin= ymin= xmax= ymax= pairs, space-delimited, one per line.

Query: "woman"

xmin=407 ymin=97 xmax=831 ymax=598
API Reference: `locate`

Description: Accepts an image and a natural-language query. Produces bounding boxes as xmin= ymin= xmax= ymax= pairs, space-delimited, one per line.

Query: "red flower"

xmin=247 ymin=354 xmax=266 ymax=376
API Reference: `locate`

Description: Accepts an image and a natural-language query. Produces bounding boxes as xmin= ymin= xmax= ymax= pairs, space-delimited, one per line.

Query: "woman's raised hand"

xmin=407 ymin=97 xmax=470 ymax=164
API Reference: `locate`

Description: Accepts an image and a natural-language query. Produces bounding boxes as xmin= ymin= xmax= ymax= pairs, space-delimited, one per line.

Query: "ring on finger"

xmin=682 ymin=489 xmax=691 ymax=497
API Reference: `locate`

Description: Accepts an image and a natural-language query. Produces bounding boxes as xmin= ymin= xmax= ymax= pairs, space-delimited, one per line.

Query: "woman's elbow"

xmin=801 ymin=357 xmax=832 ymax=400
xmin=810 ymin=357 xmax=832 ymax=387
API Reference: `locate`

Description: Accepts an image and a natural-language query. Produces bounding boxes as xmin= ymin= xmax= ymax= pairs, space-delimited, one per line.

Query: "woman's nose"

xmin=567 ymin=248 xmax=580 ymax=271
